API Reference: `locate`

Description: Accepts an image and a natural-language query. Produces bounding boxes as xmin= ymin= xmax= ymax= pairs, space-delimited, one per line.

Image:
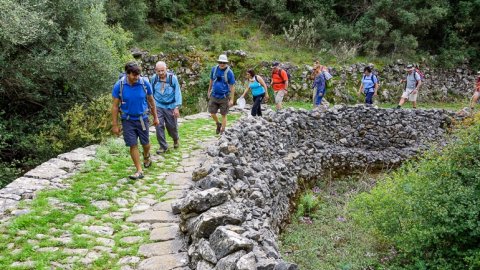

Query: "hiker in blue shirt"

xmin=311 ymin=63 xmax=327 ymax=108
xmin=396 ymin=64 xmax=422 ymax=109
xmin=207 ymin=54 xmax=236 ymax=134
xmin=112 ymin=62 xmax=159 ymax=180
xmin=358 ymin=66 xmax=379 ymax=105
xmin=150 ymin=61 xmax=182 ymax=154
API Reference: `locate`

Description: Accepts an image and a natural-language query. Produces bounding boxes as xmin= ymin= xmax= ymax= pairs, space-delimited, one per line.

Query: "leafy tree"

xmin=0 ymin=0 xmax=131 ymax=185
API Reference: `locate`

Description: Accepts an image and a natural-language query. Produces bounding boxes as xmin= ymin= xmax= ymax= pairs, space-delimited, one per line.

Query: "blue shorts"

xmin=122 ymin=118 xmax=150 ymax=147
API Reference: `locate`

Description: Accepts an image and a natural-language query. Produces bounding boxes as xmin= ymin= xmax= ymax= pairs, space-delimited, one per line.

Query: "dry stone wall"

xmin=132 ymin=48 xmax=476 ymax=104
xmin=175 ymin=106 xmax=458 ymax=269
xmin=0 ymin=146 xmax=97 ymax=222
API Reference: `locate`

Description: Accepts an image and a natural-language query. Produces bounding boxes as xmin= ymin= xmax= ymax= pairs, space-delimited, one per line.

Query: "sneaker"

xmin=156 ymin=148 xmax=168 ymax=155
xmin=173 ymin=140 xmax=179 ymax=149
xmin=216 ymin=122 xmax=222 ymax=135
xmin=129 ymin=171 xmax=144 ymax=180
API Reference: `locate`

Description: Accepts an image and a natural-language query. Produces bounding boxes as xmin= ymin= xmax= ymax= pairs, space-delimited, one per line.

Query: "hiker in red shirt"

xmin=469 ymin=71 xmax=480 ymax=113
xmin=271 ymin=61 xmax=289 ymax=111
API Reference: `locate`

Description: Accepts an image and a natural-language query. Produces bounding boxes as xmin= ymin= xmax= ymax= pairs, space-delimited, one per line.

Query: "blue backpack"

xmin=212 ymin=65 xmax=232 ymax=97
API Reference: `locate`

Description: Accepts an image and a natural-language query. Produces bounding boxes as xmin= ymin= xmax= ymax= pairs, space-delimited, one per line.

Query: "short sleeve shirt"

xmin=112 ymin=77 xmax=152 ymax=120
xmin=271 ymin=69 xmax=288 ymax=91
xmin=406 ymin=72 xmax=421 ymax=90
xmin=362 ymin=74 xmax=378 ymax=93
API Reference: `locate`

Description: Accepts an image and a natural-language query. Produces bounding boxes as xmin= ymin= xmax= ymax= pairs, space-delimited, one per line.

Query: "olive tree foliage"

xmin=0 ymin=0 xmax=131 ymax=115
xmin=0 ymin=0 xmax=131 ymax=186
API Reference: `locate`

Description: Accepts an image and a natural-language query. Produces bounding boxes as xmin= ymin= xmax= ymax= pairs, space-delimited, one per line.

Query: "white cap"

xmin=217 ymin=54 xmax=229 ymax=63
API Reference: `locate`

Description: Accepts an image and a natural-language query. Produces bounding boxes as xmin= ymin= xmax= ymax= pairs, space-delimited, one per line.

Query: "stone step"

xmin=152 ymin=201 xmax=175 ymax=212
xmin=137 ymin=253 xmax=188 ymax=270
xmin=162 ymin=190 xmax=185 ymax=201
xmin=138 ymin=239 xmax=184 ymax=257
xmin=126 ymin=210 xmax=178 ymax=224
xmin=150 ymin=225 xmax=178 ymax=242
xmin=164 ymin=173 xmax=193 ymax=186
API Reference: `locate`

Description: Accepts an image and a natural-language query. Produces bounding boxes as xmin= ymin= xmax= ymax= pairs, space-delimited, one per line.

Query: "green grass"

xmin=0 ymin=114 xmax=240 ymax=269
xmin=272 ymin=100 xmax=466 ymax=111
xmin=378 ymin=101 xmax=467 ymax=111
xmin=280 ymin=175 xmax=389 ymax=270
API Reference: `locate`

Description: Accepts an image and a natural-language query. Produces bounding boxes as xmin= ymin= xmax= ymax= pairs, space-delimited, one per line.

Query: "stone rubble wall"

xmin=132 ymin=48 xmax=476 ymax=104
xmin=175 ymin=106 xmax=457 ymax=269
xmin=0 ymin=146 xmax=97 ymax=222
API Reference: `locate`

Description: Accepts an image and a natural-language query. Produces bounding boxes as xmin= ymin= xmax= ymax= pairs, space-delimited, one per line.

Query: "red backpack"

xmin=415 ymin=68 xmax=425 ymax=81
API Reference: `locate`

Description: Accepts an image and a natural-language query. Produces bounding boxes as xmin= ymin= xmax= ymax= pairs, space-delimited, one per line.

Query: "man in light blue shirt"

xmin=150 ymin=61 xmax=182 ymax=154
xmin=397 ymin=64 xmax=422 ymax=109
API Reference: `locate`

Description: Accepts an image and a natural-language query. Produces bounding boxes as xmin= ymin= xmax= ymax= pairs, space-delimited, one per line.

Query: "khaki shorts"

xmin=274 ymin=89 xmax=286 ymax=104
xmin=401 ymin=88 xmax=418 ymax=102
xmin=208 ymin=96 xmax=229 ymax=115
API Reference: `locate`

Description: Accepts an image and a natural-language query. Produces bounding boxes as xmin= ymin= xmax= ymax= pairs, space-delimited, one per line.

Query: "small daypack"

xmin=213 ymin=65 xmax=231 ymax=84
xmin=415 ymin=68 xmax=425 ymax=81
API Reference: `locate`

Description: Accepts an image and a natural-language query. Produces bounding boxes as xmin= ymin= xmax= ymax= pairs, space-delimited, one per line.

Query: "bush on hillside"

xmin=350 ymin=117 xmax=480 ymax=269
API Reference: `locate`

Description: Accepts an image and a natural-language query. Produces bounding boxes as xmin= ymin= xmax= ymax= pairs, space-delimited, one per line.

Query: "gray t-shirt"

xmin=406 ymin=72 xmax=421 ymax=90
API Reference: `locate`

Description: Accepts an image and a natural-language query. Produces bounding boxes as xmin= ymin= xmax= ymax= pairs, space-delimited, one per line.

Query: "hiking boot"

xmin=215 ymin=122 xmax=222 ymax=135
xmin=173 ymin=140 xmax=179 ymax=149
xmin=156 ymin=148 xmax=168 ymax=155
xmin=396 ymin=105 xmax=401 ymax=109
xmin=129 ymin=171 xmax=144 ymax=180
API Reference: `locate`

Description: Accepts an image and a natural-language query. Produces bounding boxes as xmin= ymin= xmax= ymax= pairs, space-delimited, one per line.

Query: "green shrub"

xmin=159 ymin=31 xmax=192 ymax=53
xmin=0 ymin=162 xmax=21 ymax=188
xmin=36 ymin=94 xmax=112 ymax=154
xmin=350 ymin=118 xmax=480 ymax=269
xmin=296 ymin=192 xmax=320 ymax=218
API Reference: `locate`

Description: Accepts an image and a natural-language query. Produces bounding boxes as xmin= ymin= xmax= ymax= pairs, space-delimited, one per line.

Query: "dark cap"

xmin=272 ymin=61 xmax=280 ymax=67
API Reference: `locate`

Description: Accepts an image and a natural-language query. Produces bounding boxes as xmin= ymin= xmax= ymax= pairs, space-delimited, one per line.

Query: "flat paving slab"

xmin=137 ymin=253 xmax=188 ymax=270
xmin=126 ymin=210 xmax=179 ymax=224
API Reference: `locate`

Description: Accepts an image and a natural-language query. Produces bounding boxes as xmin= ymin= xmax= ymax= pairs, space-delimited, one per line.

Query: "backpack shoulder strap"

xmin=213 ymin=65 xmax=218 ymax=81
xmin=119 ymin=77 xmax=125 ymax=104
xmin=168 ymin=73 xmax=175 ymax=92
xmin=139 ymin=77 xmax=148 ymax=94
xmin=224 ymin=66 xmax=230 ymax=84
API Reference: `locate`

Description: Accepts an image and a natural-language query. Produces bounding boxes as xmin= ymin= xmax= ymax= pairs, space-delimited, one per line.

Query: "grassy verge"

xmin=280 ymin=175 xmax=390 ymax=270
xmin=275 ymin=101 xmax=465 ymax=111
xmin=0 ymin=114 xmax=240 ymax=269
xmin=378 ymin=102 xmax=466 ymax=111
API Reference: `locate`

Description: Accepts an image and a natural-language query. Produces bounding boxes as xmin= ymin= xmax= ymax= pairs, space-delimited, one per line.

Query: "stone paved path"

xmin=0 ymin=111 xmax=240 ymax=270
